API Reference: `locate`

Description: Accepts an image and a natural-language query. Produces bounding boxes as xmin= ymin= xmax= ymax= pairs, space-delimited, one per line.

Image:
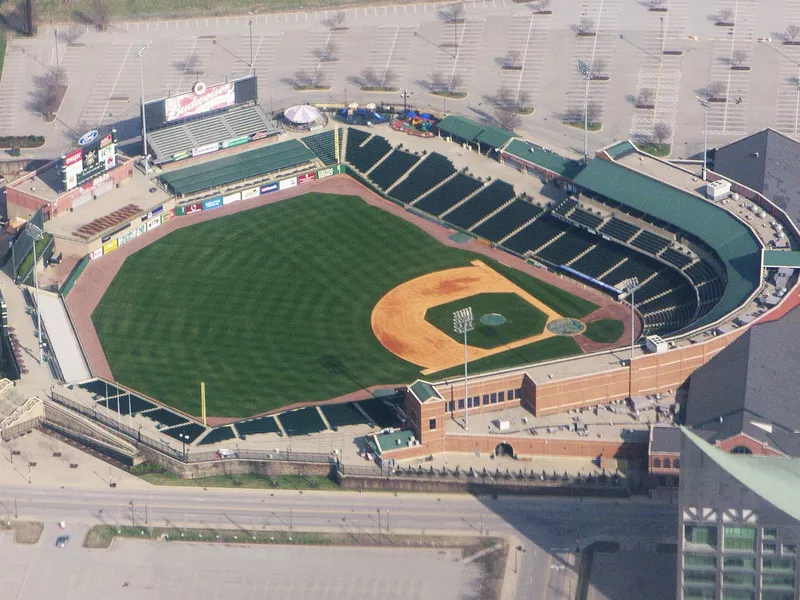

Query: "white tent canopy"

xmin=284 ymin=104 xmax=321 ymax=124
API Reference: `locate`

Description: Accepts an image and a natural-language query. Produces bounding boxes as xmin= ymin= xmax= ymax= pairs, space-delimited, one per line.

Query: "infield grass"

xmin=93 ymin=193 xmax=596 ymax=417
xmin=583 ymin=319 xmax=624 ymax=344
xmin=424 ymin=292 xmax=547 ymax=349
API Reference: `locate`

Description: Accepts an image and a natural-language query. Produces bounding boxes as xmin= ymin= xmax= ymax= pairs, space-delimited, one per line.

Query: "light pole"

xmin=695 ymin=96 xmax=709 ymax=180
xmin=137 ymin=44 xmax=151 ymax=174
xmin=179 ymin=433 xmax=190 ymax=460
xmin=621 ymin=277 xmax=639 ymax=396
xmin=453 ymin=307 xmax=474 ymax=430
xmin=24 ymin=223 xmax=44 ymax=364
xmin=249 ymin=21 xmax=254 ymax=75
xmin=401 ymin=88 xmax=413 ymax=114
xmin=577 ymin=59 xmax=592 ymax=164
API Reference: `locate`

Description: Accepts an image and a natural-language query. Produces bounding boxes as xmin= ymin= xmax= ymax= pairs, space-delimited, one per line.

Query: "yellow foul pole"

xmin=201 ymin=381 xmax=206 ymax=427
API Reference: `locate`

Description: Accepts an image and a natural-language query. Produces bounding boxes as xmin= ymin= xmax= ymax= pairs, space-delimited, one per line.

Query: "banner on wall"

xmin=90 ymin=247 xmax=103 ymax=260
xmin=149 ymin=206 xmax=164 ymax=218
xmin=192 ymin=142 xmax=220 ymax=157
xmin=298 ymin=172 xmax=316 ymax=184
xmin=222 ymin=192 xmax=241 ymax=205
xmin=185 ymin=203 xmax=202 ymax=215
xmin=147 ymin=217 xmax=161 ymax=231
xmin=279 ymin=177 xmax=297 ymax=191
xmin=172 ymin=150 xmax=191 ymax=162
xmin=202 ymin=197 xmax=223 ymax=211
xmin=165 ymin=81 xmax=236 ymax=122
xmin=261 ymin=182 xmax=279 ymax=194
xmin=103 ymin=239 xmax=118 ymax=254
xmin=222 ymin=136 xmax=249 ymax=149
xmin=316 ymin=167 xmax=334 ymax=179
xmin=161 ymin=210 xmax=173 ymax=223
xmin=241 ymin=187 xmax=260 ymax=200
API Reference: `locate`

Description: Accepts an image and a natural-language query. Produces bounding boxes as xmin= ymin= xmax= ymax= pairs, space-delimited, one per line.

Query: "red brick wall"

xmin=717 ymin=433 xmax=785 ymax=456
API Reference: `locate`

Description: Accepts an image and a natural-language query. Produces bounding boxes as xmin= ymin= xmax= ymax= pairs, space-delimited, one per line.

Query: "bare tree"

xmin=62 ymin=24 xmax=83 ymax=45
xmin=707 ymin=81 xmax=727 ymax=99
xmin=361 ymin=67 xmax=380 ymax=87
xmin=332 ymin=11 xmax=346 ymax=28
xmin=731 ymin=48 xmax=748 ymax=67
xmin=448 ymin=72 xmax=464 ymax=92
xmin=494 ymin=107 xmax=521 ymax=131
xmin=504 ymin=49 xmax=521 ymax=69
xmin=35 ymin=67 xmax=67 ymax=118
xmin=294 ymin=69 xmax=314 ymax=86
xmin=591 ymin=58 xmax=608 ymax=77
xmin=638 ymin=88 xmax=654 ymax=106
xmin=652 ymin=122 xmax=673 ymax=144
xmin=382 ymin=67 xmax=398 ymax=88
xmin=516 ymin=90 xmax=531 ymax=110
xmin=316 ymin=41 xmax=339 ymax=61
xmin=429 ymin=71 xmax=446 ymax=91
xmin=534 ymin=0 xmax=551 ymax=11
xmin=786 ymin=24 xmax=800 ymax=42
xmin=181 ymin=54 xmax=200 ymax=74
xmin=716 ymin=8 xmax=734 ymax=24
xmin=92 ymin=0 xmax=111 ymax=31
xmin=577 ymin=17 xmax=595 ymax=35
xmin=585 ymin=101 xmax=600 ymax=125
xmin=645 ymin=0 xmax=665 ymax=9
xmin=442 ymin=1 xmax=465 ymax=22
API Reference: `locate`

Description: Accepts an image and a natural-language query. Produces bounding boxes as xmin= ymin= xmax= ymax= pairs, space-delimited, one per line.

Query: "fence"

xmin=4 ymin=207 xmax=44 ymax=277
xmin=60 ymin=255 xmax=90 ymax=297
xmin=49 ymin=391 xmax=336 ymax=466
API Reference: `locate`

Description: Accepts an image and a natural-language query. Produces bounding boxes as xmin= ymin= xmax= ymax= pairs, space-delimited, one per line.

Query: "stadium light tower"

xmin=453 ymin=307 xmax=474 ymax=430
xmin=137 ymin=44 xmax=151 ymax=174
xmin=696 ymin=96 xmax=709 ymax=181
xmin=577 ymin=59 xmax=592 ymax=164
xmin=24 ymin=223 xmax=44 ymax=365
xmin=621 ymin=277 xmax=639 ymax=392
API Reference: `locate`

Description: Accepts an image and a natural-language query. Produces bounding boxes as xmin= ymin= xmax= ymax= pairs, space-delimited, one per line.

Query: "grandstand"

xmin=321 ymin=402 xmax=370 ymax=429
xmin=443 ymin=179 xmax=516 ymax=230
xmin=160 ymin=139 xmax=315 ymax=196
xmin=569 ymin=242 xmax=630 ymax=279
xmin=471 ymin=199 xmax=543 ymax=242
xmin=390 ymin=152 xmax=456 ymax=203
xmin=369 ymin=149 xmax=421 ymax=191
xmin=599 ymin=217 xmax=640 ymax=242
xmin=147 ymin=104 xmax=279 ymax=165
xmin=413 ymin=173 xmax=483 ymax=216
xmin=302 ymin=128 xmax=343 ymax=166
xmin=503 ymin=214 xmax=570 ymax=256
xmin=345 ymin=130 xmax=392 ymax=173
xmin=279 ymin=407 xmax=327 ymax=437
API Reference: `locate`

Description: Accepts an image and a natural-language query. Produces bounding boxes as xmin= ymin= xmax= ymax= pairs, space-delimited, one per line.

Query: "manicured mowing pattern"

xmin=424 ymin=293 xmax=547 ymax=349
xmin=583 ymin=319 xmax=625 ymax=344
xmin=93 ymin=193 xmax=597 ymax=417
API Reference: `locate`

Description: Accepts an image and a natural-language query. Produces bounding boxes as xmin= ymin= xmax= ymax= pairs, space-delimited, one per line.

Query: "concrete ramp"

xmin=37 ymin=292 xmax=91 ymax=383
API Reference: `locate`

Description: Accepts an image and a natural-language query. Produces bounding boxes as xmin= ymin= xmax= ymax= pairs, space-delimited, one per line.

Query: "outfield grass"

xmin=424 ymin=292 xmax=547 ymax=350
xmin=93 ymin=193 xmax=595 ymax=417
xmin=583 ymin=319 xmax=624 ymax=344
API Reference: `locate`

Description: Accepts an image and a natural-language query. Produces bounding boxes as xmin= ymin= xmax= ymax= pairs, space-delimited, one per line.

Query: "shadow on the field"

xmin=318 ymin=354 xmax=372 ymax=395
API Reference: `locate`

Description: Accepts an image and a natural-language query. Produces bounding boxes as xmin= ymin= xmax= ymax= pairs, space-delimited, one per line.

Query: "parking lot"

xmin=1 ymin=0 xmax=798 ymax=161
xmin=0 ymin=527 xmax=483 ymax=600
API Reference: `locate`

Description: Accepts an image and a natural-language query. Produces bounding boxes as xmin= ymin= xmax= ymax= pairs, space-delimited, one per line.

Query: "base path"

xmin=372 ymin=260 xmax=562 ymax=373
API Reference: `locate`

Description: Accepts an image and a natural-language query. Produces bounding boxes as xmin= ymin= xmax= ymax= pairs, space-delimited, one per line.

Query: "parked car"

xmin=55 ymin=535 xmax=70 ymax=548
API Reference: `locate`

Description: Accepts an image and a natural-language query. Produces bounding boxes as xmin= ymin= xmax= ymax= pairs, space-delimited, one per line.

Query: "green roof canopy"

xmin=409 ymin=380 xmax=441 ymax=402
xmin=682 ymin=427 xmax=800 ymax=522
xmin=503 ymin=139 xmax=584 ymax=179
xmin=160 ymin=139 xmax=315 ymax=196
xmin=573 ymin=159 xmax=763 ymax=329
xmin=438 ymin=115 xmax=513 ymax=149
xmin=763 ymin=250 xmax=800 ymax=268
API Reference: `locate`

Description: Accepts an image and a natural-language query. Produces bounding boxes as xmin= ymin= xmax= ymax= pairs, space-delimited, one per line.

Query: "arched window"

xmin=653 ymin=458 xmax=661 ymax=468
xmin=732 ymin=445 xmax=753 ymax=455
xmin=674 ymin=459 xmax=680 ymax=468
xmin=664 ymin=458 xmax=671 ymax=469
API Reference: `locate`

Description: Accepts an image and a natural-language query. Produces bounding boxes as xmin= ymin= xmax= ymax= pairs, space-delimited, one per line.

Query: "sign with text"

xmin=102 ymin=239 xmax=118 ymax=254
xmin=185 ymin=203 xmax=203 ymax=215
xmin=192 ymin=142 xmax=220 ymax=158
xmin=241 ymin=187 xmax=260 ymax=201
xmin=202 ymin=197 xmax=223 ymax=211
xmin=223 ymin=192 xmax=242 ymax=205
xmin=165 ymin=82 xmax=236 ymax=122
xmin=261 ymin=182 xmax=279 ymax=194
xmin=279 ymin=177 xmax=297 ymax=191
xmin=90 ymin=247 xmax=103 ymax=260
xmin=298 ymin=172 xmax=316 ymax=184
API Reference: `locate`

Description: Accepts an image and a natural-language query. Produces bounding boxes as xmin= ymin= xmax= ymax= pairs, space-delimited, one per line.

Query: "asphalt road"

xmin=0 ymin=485 xmax=678 ymax=599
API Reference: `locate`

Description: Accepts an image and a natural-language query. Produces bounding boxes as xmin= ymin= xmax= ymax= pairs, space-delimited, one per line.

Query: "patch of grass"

xmin=635 ymin=143 xmax=670 ymax=157
xmin=3 ymin=521 xmax=44 ymax=544
xmin=425 ymin=292 xmax=547 ymax=349
xmin=428 ymin=335 xmax=582 ymax=379
xmin=0 ymin=24 xmax=8 ymax=86
xmin=137 ymin=471 xmax=341 ymax=491
xmin=93 ymin=193 xmax=593 ymax=416
xmin=562 ymin=120 xmax=602 ymax=132
xmin=487 ymin=261 xmax=598 ymax=318
xmin=583 ymin=319 xmax=624 ymax=344
xmin=431 ymin=91 xmax=468 ymax=100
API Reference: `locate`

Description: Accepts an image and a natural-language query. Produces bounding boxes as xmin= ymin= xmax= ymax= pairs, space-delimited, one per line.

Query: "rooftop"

xmin=502 ymin=139 xmax=584 ymax=178
xmin=437 ymin=115 xmax=514 ymax=149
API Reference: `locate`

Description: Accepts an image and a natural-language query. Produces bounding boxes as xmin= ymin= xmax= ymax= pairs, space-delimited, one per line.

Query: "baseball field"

xmin=91 ymin=192 xmax=613 ymax=417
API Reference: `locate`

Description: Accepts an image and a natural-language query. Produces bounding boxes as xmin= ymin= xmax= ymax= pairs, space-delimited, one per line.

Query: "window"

xmin=428 ymin=418 xmax=436 ymax=430
xmin=653 ymin=458 xmax=662 ymax=468
xmin=482 ymin=394 xmax=489 ymax=405
xmin=782 ymin=544 xmax=796 ymax=555
xmin=764 ymin=542 xmax=778 ymax=555
xmin=506 ymin=389 xmax=513 ymax=401
xmin=685 ymin=526 xmax=718 ymax=548
xmin=721 ymin=592 xmax=755 ymax=600
xmin=498 ymin=391 xmax=504 ymax=402
xmin=723 ymin=572 xmax=755 ymax=587
xmin=762 ymin=574 xmax=795 ymax=588
xmin=684 ymin=587 xmax=716 ymax=600
xmin=685 ymin=554 xmax=717 ymax=569
xmin=674 ymin=459 xmax=680 ymax=468
xmin=724 ymin=527 xmax=756 ymax=552
xmin=732 ymin=445 xmax=753 ymax=454
xmin=514 ymin=389 xmax=521 ymax=399
xmin=448 ymin=401 xmax=455 ymax=413
xmin=490 ymin=393 xmax=497 ymax=404
xmin=762 ymin=592 xmax=796 ymax=600
xmin=724 ymin=556 xmax=755 ymax=570
xmin=763 ymin=558 xmax=795 ymax=573
xmin=685 ymin=570 xmax=717 ymax=584
xmin=664 ymin=458 xmax=671 ymax=468
xmin=763 ymin=528 xmax=777 ymax=540
xmin=458 ymin=399 xmax=464 ymax=410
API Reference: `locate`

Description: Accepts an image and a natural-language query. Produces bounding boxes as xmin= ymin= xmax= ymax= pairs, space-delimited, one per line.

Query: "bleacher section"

xmin=163 ymin=423 xmax=206 ymax=443
xmin=504 ymin=215 xmax=569 ymax=256
xmin=321 ymin=403 xmax=370 ymax=429
xmin=569 ymin=242 xmax=630 ymax=278
xmin=142 ymin=408 xmax=188 ymax=428
xmin=100 ymin=395 xmax=155 ymax=416
xmin=601 ymin=253 xmax=662 ymax=288
xmin=569 ymin=208 xmax=604 ymax=230
xmin=369 ymin=150 xmax=421 ymax=191
xmin=661 ymin=247 xmax=694 ymax=270
xmin=279 ymin=407 xmax=327 ymax=436
xmin=390 ymin=153 xmax=456 ymax=203
xmin=198 ymin=426 xmax=237 ymax=445
xmin=599 ymin=217 xmax=640 ymax=242
xmin=630 ymin=229 xmax=671 ymax=255
xmin=358 ymin=397 xmax=403 ymax=429
xmin=345 ymin=127 xmax=370 ymax=155
xmin=347 ymin=135 xmax=392 ymax=173
xmin=535 ymin=228 xmax=596 ymax=266
xmin=235 ymin=415 xmax=281 ymax=437
xmin=413 ymin=174 xmax=483 ymax=216
xmin=553 ymin=198 xmax=578 ymax=217
xmin=148 ymin=105 xmax=277 ymax=164
xmin=472 ymin=200 xmax=543 ymax=242
xmin=302 ymin=129 xmax=343 ymax=166
xmin=444 ymin=180 xmax=516 ymax=230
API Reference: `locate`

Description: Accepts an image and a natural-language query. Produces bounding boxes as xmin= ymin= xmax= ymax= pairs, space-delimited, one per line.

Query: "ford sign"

xmin=79 ymin=130 xmax=99 ymax=146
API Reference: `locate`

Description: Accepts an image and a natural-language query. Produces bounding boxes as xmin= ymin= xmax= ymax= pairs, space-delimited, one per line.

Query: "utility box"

xmin=645 ymin=335 xmax=668 ymax=354
xmin=495 ymin=420 xmax=511 ymax=432
xmin=706 ymin=179 xmax=731 ymax=200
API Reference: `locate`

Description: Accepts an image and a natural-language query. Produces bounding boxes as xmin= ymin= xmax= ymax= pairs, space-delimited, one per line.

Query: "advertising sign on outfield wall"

xmin=192 ymin=142 xmax=220 ymax=158
xmin=279 ymin=177 xmax=297 ymax=191
xmin=222 ymin=136 xmax=249 ymax=149
xmin=203 ymin=197 xmax=223 ymax=211
xmin=298 ymin=172 xmax=316 ymax=185
xmin=316 ymin=167 xmax=334 ymax=179
xmin=261 ymin=182 xmax=279 ymax=194
xmin=241 ymin=187 xmax=260 ymax=201
xmin=161 ymin=209 xmax=174 ymax=223
xmin=103 ymin=239 xmax=118 ymax=254
xmin=149 ymin=206 xmax=164 ymax=218
xmin=185 ymin=203 xmax=202 ymax=215
xmin=147 ymin=217 xmax=162 ymax=231
xmin=90 ymin=247 xmax=103 ymax=260
xmin=222 ymin=192 xmax=242 ymax=205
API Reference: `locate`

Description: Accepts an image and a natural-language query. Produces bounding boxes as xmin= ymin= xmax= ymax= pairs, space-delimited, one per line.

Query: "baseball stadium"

xmin=6 ymin=77 xmax=800 ymax=468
